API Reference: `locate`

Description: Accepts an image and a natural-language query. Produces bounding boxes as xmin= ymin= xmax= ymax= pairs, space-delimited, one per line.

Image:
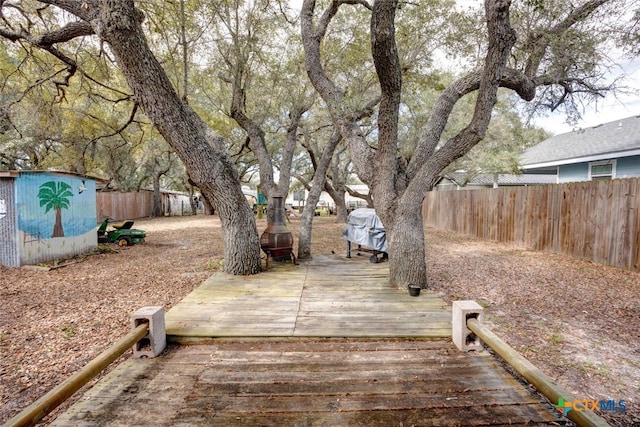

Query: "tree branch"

xmin=371 ymin=0 xmax=402 ymax=199
xmin=228 ymin=58 xmax=274 ymax=196
xmin=277 ymin=103 xmax=310 ymax=196
xmin=301 ymin=0 xmax=376 ymax=183
xmin=523 ymin=0 xmax=611 ymax=78
xmin=408 ymin=67 xmax=535 ymax=179
xmin=37 ymin=20 xmax=94 ymax=44
xmin=35 ymin=0 xmax=94 ymax=22
xmin=345 ymin=185 xmax=372 ymax=207
xmin=0 ymin=17 xmax=96 ymax=97
xmin=408 ymin=0 xmax=517 ymax=193
xmin=91 ymin=103 xmax=139 ymax=143
xmin=316 ymin=1 xmax=371 ymax=40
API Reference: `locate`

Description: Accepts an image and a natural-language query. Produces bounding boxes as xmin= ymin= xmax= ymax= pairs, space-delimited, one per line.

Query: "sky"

xmin=529 ymin=54 xmax=640 ymax=135
xmin=535 ymin=79 xmax=640 ymax=135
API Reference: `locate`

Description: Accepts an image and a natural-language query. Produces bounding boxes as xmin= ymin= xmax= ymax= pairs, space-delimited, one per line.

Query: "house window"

xmin=588 ymin=160 xmax=616 ymax=180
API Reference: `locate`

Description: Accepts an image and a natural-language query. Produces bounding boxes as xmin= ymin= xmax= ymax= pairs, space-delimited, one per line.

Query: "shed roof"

xmin=520 ymin=115 xmax=640 ymax=169
xmin=0 ymin=170 xmax=98 ymax=180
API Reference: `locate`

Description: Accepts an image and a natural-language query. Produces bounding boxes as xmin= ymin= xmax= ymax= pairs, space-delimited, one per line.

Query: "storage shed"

xmin=0 ymin=171 xmax=97 ymax=267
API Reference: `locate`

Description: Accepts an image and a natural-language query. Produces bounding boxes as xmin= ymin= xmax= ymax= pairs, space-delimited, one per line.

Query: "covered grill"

xmin=260 ymin=196 xmax=296 ymax=269
xmin=343 ymin=208 xmax=388 ymax=263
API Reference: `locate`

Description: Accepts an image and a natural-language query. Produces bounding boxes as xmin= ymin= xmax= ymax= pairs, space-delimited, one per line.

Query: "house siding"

xmin=616 ymin=155 xmax=640 ymax=178
xmin=557 ymin=156 xmax=640 ymax=183
xmin=558 ymin=163 xmax=588 ymax=183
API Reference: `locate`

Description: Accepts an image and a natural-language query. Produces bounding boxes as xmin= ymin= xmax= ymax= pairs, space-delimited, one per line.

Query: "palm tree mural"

xmin=38 ymin=181 xmax=73 ymax=238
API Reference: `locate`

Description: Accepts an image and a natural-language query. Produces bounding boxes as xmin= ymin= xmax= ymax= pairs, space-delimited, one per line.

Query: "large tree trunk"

xmin=325 ymin=184 xmax=348 ymax=223
xmin=297 ymin=172 xmax=328 ymax=260
xmin=297 ymin=131 xmax=342 ymax=259
xmin=297 ymin=208 xmax=314 ymax=260
xmin=382 ymin=198 xmax=428 ymax=288
xmin=99 ymin=1 xmax=260 ymax=275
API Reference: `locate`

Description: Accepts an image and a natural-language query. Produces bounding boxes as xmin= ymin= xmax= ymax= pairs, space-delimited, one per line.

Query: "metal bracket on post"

xmin=452 ymin=300 xmax=484 ymax=351
xmin=131 ymin=306 xmax=166 ymax=358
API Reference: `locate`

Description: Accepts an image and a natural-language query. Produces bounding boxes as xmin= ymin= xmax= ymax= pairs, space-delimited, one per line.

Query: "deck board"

xmin=165 ymin=254 xmax=452 ymax=339
xmin=52 ymin=340 xmax=563 ymax=426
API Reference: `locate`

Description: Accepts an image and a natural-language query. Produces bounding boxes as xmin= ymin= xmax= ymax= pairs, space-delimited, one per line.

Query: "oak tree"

xmin=0 ymin=1 xmax=261 ymax=274
xmin=301 ymin=0 xmax=640 ymax=287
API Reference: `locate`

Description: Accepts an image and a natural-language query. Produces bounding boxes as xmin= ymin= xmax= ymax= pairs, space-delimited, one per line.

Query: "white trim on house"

xmin=521 ymin=147 xmax=640 ymax=170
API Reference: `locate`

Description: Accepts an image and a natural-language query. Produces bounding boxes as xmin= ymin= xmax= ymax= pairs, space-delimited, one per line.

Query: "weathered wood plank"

xmin=167 ymin=301 xmax=301 ymax=311
xmin=194 ymin=363 xmax=517 ymax=383
xmin=187 ymin=375 xmax=525 ymax=395
xmin=167 ymin=327 xmax=296 ymax=337
xmin=172 ymin=339 xmax=456 ymax=352
xmin=53 ymin=340 xmax=564 ymax=427
xmin=300 ymin=290 xmax=447 ymax=299
xmin=167 ymin=348 xmax=488 ymax=366
xmin=165 ymin=254 xmax=452 ymax=339
xmin=165 ymin=313 xmax=298 ymax=322
xmin=182 ymin=389 xmax=543 ymax=412
xmin=297 ymin=300 xmax=449 ymax=311
xmin=171 ymin=406 xmax=560 ymax=427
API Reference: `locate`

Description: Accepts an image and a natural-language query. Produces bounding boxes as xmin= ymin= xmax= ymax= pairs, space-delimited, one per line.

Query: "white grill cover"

xmin=343 ymin=208 xmax=387 ymax=252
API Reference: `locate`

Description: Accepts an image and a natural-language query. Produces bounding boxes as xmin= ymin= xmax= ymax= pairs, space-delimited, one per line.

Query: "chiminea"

xmin=260 ymin=196 xmax=296 ymax=269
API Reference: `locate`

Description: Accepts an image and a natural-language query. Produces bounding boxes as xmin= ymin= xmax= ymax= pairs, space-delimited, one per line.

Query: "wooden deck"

xmin=51 ymin=255 xmax=565 ymax=426
xmin=165 ymin=254 xmax=452 ymax=340
xmin=52 ymin=340 xmax=563 ymax=426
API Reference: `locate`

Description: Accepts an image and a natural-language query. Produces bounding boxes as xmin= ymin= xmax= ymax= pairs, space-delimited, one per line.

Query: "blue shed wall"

xmin=14 ymin=172 xmax=97 ymax=266
xmin=0 ymin=178 xmax=19 ymax=267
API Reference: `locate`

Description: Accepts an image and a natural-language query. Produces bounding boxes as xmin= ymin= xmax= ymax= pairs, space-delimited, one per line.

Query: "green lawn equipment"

xmin=97 ymin=217 xmax=146 ymax=246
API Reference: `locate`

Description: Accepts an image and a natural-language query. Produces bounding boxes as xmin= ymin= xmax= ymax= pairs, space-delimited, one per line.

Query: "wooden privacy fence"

xmin=422 ymin=177 xmax=640 ymax=272
xmin=96 ymin=191 xmax=193 ymax=221
xmin=96 ymin=191 xmax=154 ymax=221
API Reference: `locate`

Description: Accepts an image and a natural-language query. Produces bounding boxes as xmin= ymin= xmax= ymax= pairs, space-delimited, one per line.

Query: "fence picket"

xmin=423 ymin=178 xmax=640 ymax=272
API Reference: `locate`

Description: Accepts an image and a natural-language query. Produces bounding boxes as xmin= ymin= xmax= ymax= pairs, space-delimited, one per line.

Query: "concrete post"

xmin=452 ymin=300 xmax=484 ymax=351
xmin=131 ymin=306 xmax=166 ymax=358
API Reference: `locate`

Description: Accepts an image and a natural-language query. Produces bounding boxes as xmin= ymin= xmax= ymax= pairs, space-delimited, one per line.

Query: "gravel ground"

xmin=1 ymin=215 xmax=638 ymax=426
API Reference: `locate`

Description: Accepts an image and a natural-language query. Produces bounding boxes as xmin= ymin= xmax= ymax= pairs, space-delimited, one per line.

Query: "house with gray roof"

xmin=520 ymin=115 xmax=640 ymax=183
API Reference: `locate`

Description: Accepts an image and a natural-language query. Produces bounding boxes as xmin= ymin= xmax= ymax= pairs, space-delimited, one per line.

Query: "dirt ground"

xmin=1 ymin=215 xmax=638 ymax=426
